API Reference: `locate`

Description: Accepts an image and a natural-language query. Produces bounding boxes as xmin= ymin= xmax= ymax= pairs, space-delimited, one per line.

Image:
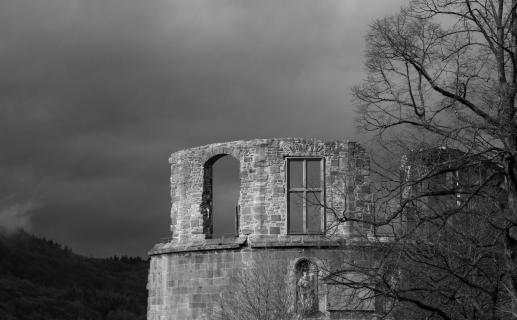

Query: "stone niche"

xmin=147 ymin=138 xmax=376 ymax=320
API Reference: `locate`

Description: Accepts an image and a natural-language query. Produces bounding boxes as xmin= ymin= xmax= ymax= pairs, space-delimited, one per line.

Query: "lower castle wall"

xmin=147 ymin=237 xmax=377 ymax=320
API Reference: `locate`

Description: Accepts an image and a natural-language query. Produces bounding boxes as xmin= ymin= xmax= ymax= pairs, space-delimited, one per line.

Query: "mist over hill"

xmin=0 ymin=229 xmax=148 ymax=320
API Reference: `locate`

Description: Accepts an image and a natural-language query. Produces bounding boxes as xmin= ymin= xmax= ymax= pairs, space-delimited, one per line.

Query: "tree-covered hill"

xmin=0 ymin=229 xmax=148 ymax=320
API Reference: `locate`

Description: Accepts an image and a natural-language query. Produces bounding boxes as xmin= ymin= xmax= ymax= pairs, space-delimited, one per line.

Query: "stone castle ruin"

xmin=147 ymin=138 xmax=377 ymax=320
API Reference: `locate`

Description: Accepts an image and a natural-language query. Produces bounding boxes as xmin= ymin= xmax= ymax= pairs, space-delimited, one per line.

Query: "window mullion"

xmin=303 ymin=159 xmax=307 ymax=233
xmin=321 ymin=159 xmax=324 ymax=233
xmin=303 ymin=191 xmax=307 ymax=233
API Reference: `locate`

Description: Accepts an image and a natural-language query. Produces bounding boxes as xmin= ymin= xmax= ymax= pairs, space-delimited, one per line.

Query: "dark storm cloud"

xmin=0 ymin=0 xmax=406 ymax=256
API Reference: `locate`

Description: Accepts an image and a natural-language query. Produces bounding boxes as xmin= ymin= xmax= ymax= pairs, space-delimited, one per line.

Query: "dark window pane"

xmin=289 ymin=192 xmax=304 ymax=233
xmin=289 ymin=160 xmax=303 ymax=188
xmin=307 ymin=192 xmax=322 ymax=233
xmin=306 ymin=159 xmax=321 ymax=188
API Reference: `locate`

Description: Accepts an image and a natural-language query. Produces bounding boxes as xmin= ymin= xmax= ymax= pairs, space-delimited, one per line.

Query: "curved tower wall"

xmin=148 ymin=138 xmax=374 ymax=320
xmin=168 ymin=138 xmax=371 ymax=241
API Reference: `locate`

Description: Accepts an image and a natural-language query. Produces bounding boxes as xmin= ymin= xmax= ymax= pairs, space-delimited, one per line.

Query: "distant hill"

xmin=0 ymin=229 xmax=148 ymax=320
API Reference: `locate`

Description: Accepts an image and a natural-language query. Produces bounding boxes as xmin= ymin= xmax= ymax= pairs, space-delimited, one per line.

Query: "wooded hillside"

xmin=0 ymin=230 xmax=148 ymax=320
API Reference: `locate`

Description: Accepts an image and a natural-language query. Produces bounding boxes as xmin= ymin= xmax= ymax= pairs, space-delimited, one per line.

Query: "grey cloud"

xmin=0 ymin=0 xmax=407 ymax=256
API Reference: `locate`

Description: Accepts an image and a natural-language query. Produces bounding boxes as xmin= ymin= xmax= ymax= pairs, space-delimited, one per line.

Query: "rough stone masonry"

xmin=147 ymin=138 xmax=378 ymax=320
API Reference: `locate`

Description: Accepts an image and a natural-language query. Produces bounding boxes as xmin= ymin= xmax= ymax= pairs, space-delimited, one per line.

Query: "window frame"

xmin=286 ymin=157 xmax=325 ymax=234
xmin=326 ymin=281 xmax=375 ymax=312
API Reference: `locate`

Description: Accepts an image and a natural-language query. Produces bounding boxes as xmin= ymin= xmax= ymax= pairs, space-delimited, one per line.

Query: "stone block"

xmin=269 ymin=226 xmax=280 ymax=234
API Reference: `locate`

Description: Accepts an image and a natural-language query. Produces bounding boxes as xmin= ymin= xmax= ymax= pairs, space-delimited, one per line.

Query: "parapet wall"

xmin=168 ymin=138 xmax=372 ymax=242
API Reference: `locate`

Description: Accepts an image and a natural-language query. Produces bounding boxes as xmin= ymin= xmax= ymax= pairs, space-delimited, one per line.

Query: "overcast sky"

xmin=0 ymin=0 xmax=407 ymax=257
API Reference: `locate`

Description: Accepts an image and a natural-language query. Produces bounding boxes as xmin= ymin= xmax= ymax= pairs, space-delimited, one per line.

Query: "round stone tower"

xmin=147 ymin=138 xmax=376 ymax=320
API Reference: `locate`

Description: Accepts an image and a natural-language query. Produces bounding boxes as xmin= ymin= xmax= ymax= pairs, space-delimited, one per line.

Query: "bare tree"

xmin=212 ymin=252 xmax=300 ymax=320
xmin=340 ymin=0 xmax=517 ymax=319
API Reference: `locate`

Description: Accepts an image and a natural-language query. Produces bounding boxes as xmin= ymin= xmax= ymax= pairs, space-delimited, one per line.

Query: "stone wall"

xmin=168 ymin=138 xmax=371 ymax=241
xmin=148 ymin=238 xmax=378 ymax=320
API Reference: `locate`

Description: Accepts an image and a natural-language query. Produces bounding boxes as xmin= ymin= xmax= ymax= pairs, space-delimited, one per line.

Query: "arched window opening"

xmin=201 ymin=154 xmax=240 ymax=239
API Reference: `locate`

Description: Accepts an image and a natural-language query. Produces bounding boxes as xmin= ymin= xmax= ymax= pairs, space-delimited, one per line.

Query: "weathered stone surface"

xmin=147 ymin=138 xmax=375 ymax=320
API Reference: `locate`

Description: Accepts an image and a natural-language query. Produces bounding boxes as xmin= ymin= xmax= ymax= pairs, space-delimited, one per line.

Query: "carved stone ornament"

xmin=296 ymin=260 xmax=318 ymax=316
xmin=280 ymin=140 xmax=326 ymax=155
